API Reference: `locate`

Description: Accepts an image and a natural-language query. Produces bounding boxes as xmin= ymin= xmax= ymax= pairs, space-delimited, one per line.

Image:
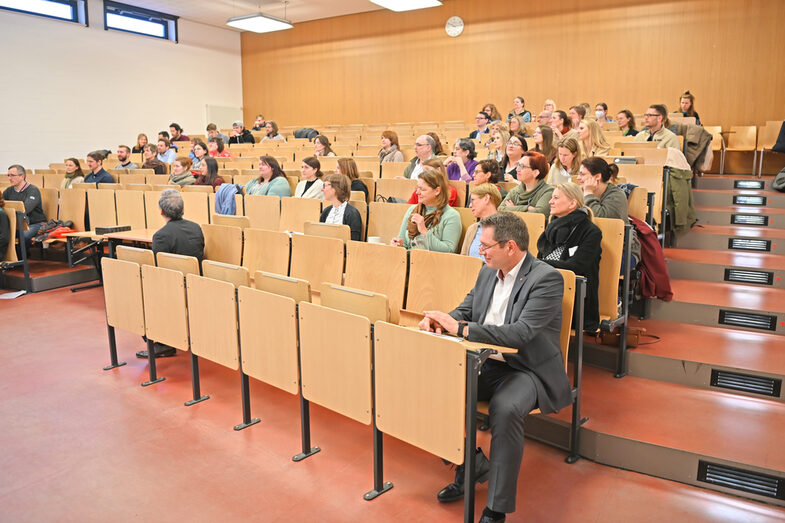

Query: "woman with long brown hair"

xmin=391 ymin=169 xmax=461 ymax=252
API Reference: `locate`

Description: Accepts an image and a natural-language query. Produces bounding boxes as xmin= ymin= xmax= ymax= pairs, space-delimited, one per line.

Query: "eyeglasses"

xmin=7 ymin=173 xmax=22 ymax=178
xmin=414 ymin=142 xmax=427 ymax=147
xmin=507 ymin=140 xmax=523 ymax=147
xmin=644 ymin=113 xmax=660 ymax=118
xmin=516 ymin=163 xmax=531 ymax=170
xmin=476 ymin=116 xmax=488 ymax=120
xmin=478 ymin=240 xmax=506 ymax=253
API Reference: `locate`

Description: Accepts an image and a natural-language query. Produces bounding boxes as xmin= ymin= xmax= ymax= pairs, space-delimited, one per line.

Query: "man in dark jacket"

xmin=419 ymin=212 xmax=571 ymax=523
xmin=228 ymin=120 xmax=256 ymax=144
xmin=3 ymin=164 xmax=46 ymax=246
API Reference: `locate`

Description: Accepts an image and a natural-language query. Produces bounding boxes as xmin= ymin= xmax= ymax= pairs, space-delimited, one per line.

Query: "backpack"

xmin=294 ymin=128 xmax=320 ymax=140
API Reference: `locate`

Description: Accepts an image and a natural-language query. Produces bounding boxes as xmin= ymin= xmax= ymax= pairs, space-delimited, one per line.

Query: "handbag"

xmin=592 ymin=326 xmax=659 ymax=348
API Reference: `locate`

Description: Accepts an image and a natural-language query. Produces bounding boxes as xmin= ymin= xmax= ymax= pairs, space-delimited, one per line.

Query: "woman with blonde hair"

xmin=533 ymin=125 xmax=557 ymax=164
xmin=577 ymin=120 xmax=611 ymax=157
xmin=132 ymin=133 xmax=148 ymax=154
xmin=391 ymin=169 xmax=461 ymax=252
xmin=461 ymin=183 xmax=502 ymax=258
xmin=486 ymin=130 xmax=510 ymax=162
xmin=379 ymin=130 xmax=404 ymax=162
xmin=537 ymin=182 xmax=602 ymax=332
xmin=543 ymin=99 xmax=556 ymax=112
xmin=547 ymin=137 xmax=585 ymax=185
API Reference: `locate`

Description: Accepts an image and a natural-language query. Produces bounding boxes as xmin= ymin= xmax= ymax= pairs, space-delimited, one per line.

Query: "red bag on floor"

xmin=630 ymin=216 xmax=673 ymax=301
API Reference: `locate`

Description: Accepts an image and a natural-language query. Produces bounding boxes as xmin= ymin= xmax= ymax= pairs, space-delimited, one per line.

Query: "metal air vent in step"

xmin=698 ymin=460 xmax=784 ymax=500
xmin=718 ymin=310 xmax=777 ymax=331
xmin=710 ymin=369 xmax=781 ymax=397
xmin=730 ymin=214 xmax=769 ymax=226
xmin=734 ymin=180 xmax=765 ymax=190
xmin=733 ymin=195 xmax=767 ymax=206
xmin=728 ymin=238 xmax=771 ymax=251
xmin=724 ymin=268 xmax=774 ymax=285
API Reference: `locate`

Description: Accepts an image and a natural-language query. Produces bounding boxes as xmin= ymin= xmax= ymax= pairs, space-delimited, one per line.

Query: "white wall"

xmin=0 ymin=3 xmax=242 ymax=170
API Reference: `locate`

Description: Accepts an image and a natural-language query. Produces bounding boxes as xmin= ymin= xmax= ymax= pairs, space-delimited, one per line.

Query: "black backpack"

xmin=294 ymin=128 xmax=319 ymax=141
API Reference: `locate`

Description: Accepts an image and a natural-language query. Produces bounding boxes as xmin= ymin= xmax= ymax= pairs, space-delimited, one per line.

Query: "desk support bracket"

xmin=185 ymin=353 xmax=209 ymax=406
xmin=293 ymin=304 xmax=320 ymax=461
xmin=364 ymin=325 xmax=393 ymax=500
xmin=142 ymin=339 xmax=165 ymax=387
xmin=102 ymin=324 xmax=127 ymax=371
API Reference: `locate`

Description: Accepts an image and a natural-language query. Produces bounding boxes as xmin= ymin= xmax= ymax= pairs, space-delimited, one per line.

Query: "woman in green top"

xmin=498 ymin=151 xmax=554 ymax=218
xmin=391 ymin=169 xmax=461 ymax=253
xmin=245 ymin=155 xmax=292 ymax=197
xmin=60 ymin=158 xmax=85 ymax=189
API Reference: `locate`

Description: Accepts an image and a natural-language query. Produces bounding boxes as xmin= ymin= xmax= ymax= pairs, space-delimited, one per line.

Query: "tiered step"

xmin=676 ymin=224 xmax=785 ymax=255
xmin=695 ymin=176 xmax=773 ymax=191
xmin=694 ymin=204 xmax=785 ymax=228
xmin=694 ymin=188 xmax=785 ymax=209
xmin=666 ymin=248 xmax=785 ymax=288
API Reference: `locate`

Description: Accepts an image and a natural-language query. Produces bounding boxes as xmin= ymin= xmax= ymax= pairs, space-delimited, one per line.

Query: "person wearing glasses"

xmin=635 ymin=104 xmax=680 ymax=149
xmin=391 ymin=169 xmax=461 ymax=252
xmin=320 ymin=174 xmax=363 ymax=241
xmin=461 ymin=183 xmax=503 ymax=259
xmin=482 ymin=103 xmax=502 ymax=122
xmin=499 ymin=151 xmax=554 ymax=217
xmin=3 ymin=164 xmax=47 ymax=246
xmin=537 ymin=182 xmax=602 ymax=333
xmin=419 ymin=211 xmax=570 ymax=523
xmin=473 ymin=159 xmax=508 ymax=199
xmin=403 ymin=134 xmax=436 ymax=180
xmin=469 ymin=112 xmax=491 ymax=140
xmin=500 ymin=135 xmax=529 ymax=183
xmin=444 ymin=138 xmax=478 ymax=182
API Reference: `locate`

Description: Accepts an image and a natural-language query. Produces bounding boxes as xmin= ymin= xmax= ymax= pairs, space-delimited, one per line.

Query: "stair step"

xmin=693 ymin=189 xmax=785 ymax=209
xmin=676 ymin=224 xmax=785 ymax=254
xmin=695 ymin=175 xmax=775 ymax=191
xmin=626 ymin=317 xmax=785 ymax=395
xmin=665 ymin=248 xmax=785 ymax=287
xmin=649 ymin=279 xmax=785 ymax=334
xmin=695 ymin=205 xmax=785 ymax=228
xmin=537 ymin=367 xmax=785 ymax=505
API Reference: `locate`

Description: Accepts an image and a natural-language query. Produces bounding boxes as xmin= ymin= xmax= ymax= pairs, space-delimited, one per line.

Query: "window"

xmin=0 ymin=0 xmax=87 ymax=25
xmin=103 ymin=1 xmax=177 ymax=42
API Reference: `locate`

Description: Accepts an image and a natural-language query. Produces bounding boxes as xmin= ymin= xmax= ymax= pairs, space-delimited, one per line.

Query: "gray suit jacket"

xmin=449 ymin=254 xmax=572 ymax=414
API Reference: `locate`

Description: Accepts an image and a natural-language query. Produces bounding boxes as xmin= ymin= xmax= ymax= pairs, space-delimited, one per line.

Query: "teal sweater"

xmin=397 ymin=204 xmax=461 ymax=253
xmin=245 ymin=176 xmax=291 ymax=197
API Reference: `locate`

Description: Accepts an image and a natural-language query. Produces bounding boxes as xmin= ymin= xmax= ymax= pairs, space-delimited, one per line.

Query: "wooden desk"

xmin=104 ymin=228 xmax=157 ymax=258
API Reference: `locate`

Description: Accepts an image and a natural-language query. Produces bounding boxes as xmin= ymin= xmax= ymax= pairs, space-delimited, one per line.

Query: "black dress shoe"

xmin=135 ymin=343 xmax=177 ymax=359
xmin=437 ymin=448 xmax=491 ymax=503
xmin=479 ymin=512 xmax=505 ymax=523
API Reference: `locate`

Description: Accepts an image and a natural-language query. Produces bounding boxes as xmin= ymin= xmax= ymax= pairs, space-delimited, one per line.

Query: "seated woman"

xmin=208 ymin=137 xmax=231 ymax=158
xmin=461 ymin=183 xmax=502 ymax=259
xmin=313 ymin=135 xmax=336 ymax=157
xmin=547 ymin=137 xmax=585 ymax=185
xmin=190 ymin=141 xmax=208 ymax=171
xmin=578 ymin=157 xmax=641 ymax=265
xmin=444 ymin=138 xmax=478 ymax=182
xmin=132 ymin=133 xmax=148 ymax=154
xmin=488 ymin=119 xmax=508 ymax=138
xmin=616 ymin=110 xmax=638 ymax=137
xmin=578 ymin=120 xmax=611 ymax=157
xmin=550 ymin=110 xmax=573 ymax=140
xmin=473 ymin=159 xmax=507 ymax=199
xmin=169 ymin=157 xmax=195 ymax=186
xmin=499 ymin=151 xmax=554 ymax=217
xmin=245 ymin=155 xmax=291 ymax=197
xmin=482 ymin=103 xmax=502 ymax=122
xmin=679 ymin=90 xmax=701 ymax=126
xmin=508 ymin=116 xmax=528 ymax=140
xmin=142 ymin=143 xmax=167 ymax=174
xmin=379 ymin=130 xmax=404 ymax=162
xmin=261 ymin=121 xmax=286 ymax=142
xmin=594 ymin=102 xmax=614 ymax=124
xmin=391 ymin=169 xmax=461 ymax=253
xmin=194 ymin=157 xmax=224 ymax=189
xmin=543 ymin=99 xmax=556 ymax=112
xmin=60 ymin=158 xmax=85 ymax=189
xmin=501 ymin=135 xmax=526 ymax=183
xmin=537 ymin=182 xmax=602 ymax=332
xmin=320 ymin=174 xmax=363 ymax=241
xmin=507 ymin=96 xmax=532 ymax=123
xmin=486 ymin=130 xmax=509 ymax=163
xmin=407 ymin=159 xmax=459 ymax=206
xmin=335 ymin=157 xmax=369 ymax=201
xmin=533 ymin=125 xmax=557 ymax=164
xmin=427 ymin=132 xmax=446 ymax=156
xmin=295 ymin=157 xmax=324 ymax=199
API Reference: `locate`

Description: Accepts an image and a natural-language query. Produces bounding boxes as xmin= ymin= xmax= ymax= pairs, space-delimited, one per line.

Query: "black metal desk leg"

xmin=184 ymin=353 xmax=209 ymax=406
xmin=464 ymin=351 xmax=482 ymax=523
xmin=142 ymin=339 xmax=165 ymax=387
xmin=234 ymin=372 xmax=260 ymax=430
xmin=102 ymin=324 xmax=127 ymax=370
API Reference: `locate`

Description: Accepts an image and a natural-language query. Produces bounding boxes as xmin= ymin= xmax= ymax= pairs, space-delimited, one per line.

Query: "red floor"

xmin=666 ymin=248 xmax=785 ymax=270
xmin=2 ymin=286 xmax=785 ymax=521
xmin=668 ymin=279 xmax=785 ymax=312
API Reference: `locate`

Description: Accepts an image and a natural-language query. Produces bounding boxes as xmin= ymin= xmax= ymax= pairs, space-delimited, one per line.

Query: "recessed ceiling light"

xmin=370 ymin=0 xmax=443 ymax=12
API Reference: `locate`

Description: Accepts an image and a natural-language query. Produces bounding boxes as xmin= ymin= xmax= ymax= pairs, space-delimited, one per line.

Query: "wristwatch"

xmin=458 ymin=322 xmax=468 ymax=338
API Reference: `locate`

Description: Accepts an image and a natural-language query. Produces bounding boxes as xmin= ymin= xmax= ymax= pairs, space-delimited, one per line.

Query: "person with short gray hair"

xmin=152 ymin=188 xmax=204 ymax=263
xmin=419 ymin=210 xmax=568 ymax=523
xmin=403 ymin=134 xmax=436 ymax=180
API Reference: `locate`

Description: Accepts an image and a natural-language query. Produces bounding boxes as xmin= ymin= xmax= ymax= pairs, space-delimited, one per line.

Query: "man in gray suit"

xmin=420 ymin=212 xmax=571 ymax=523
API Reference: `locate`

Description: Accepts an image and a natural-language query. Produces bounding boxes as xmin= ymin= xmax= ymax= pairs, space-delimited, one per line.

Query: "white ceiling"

xmin=126 ymin=1 xmax=386 ymax=30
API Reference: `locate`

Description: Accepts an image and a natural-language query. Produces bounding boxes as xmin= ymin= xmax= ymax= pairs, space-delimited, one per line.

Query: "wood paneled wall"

xmin=241 ymin=0 xmax=785 ymax=130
